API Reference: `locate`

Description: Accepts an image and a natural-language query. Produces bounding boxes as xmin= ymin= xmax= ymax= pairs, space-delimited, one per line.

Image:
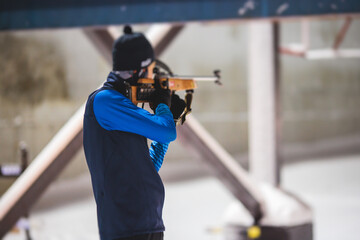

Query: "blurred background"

xmin=1 ymin=18 xmax=360 ymax=240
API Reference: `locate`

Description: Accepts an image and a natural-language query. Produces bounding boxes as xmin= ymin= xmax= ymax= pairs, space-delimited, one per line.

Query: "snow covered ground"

xmin=4 ymin=154 xmax=360 ymax=240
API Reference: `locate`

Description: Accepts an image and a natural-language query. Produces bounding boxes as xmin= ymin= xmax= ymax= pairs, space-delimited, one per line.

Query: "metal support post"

xmin=225 ymin=23 xmax=313 ymax=240
xmin=248 ymin=21 xmax=282 ymax=186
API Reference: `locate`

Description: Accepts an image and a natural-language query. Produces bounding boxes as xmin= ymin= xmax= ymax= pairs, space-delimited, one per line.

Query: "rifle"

xmin=130 ymin=60 xmax=222 ymax=124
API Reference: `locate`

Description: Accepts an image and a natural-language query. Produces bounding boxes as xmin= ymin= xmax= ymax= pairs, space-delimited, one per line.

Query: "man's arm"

xmin=93 ymin=89 xmax=176 ymax=143
xmin=149 ymin=93 xmax=187 ymax=171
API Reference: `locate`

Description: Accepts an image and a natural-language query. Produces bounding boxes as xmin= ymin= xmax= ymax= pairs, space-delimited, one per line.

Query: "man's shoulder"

xmin=93 ymin=88 xmax=136 ymax=112
xmin=95 ymin=88 xmax=122 ymax=99
xmin=86 ymin=88 xmax=122 ymax=112
xmin=92 ymin=88 xmax=127 ymax=105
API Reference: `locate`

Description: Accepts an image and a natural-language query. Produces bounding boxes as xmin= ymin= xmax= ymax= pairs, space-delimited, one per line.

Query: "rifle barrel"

xmin=172 ymin=76 xmax=221 ymax=84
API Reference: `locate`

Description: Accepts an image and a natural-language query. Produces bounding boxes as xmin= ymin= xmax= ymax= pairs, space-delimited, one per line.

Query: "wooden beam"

xmin=178 ymin=116 xmax=264 ymax=221
xmin=333 ymin=17 xmax=353 ymax=50
xmin=0 ymin=105 xmax=85 ymax=237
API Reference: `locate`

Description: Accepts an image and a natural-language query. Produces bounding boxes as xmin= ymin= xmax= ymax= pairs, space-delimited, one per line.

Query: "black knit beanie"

xmin=112 ymin=25 xmax=155 ymax=71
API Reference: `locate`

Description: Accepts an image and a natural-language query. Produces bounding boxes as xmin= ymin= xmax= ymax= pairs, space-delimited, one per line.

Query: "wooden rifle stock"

xmin=129 ymin=64 xmax=221 ymax=124
xmin=131 ymin=73 xmax=221 ymax=105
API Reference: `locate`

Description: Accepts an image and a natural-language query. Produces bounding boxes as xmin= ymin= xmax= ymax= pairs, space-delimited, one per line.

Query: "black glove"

xmin=170 ymin=94 xmax=186 ymax=120
xmin=152 ymin=88 xmax=171 ymax=111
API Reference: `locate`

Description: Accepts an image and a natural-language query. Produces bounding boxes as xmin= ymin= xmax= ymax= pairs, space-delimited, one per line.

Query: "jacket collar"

xmin=103 ymin=72 xmax=131 ymax=98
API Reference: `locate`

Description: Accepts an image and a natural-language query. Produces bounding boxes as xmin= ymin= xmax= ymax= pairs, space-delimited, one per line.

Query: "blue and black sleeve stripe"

xmin=149 ymin=141 xmax=169 ymax=172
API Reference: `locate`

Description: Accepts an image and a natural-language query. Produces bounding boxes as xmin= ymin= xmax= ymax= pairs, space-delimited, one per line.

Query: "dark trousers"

xmin=114 ymin=232 xmax=164 ymax=240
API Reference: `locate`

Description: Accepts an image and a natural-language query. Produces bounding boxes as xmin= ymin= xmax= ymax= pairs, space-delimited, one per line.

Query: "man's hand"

xmin=170 ymin=94 xmax=186 ymax=120
xmin=152 ymin=88 xmax=171 ymax=111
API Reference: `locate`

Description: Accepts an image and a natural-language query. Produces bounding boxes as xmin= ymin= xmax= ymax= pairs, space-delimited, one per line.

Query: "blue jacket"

xmin=83 ymin=72 xmax=176 ymax=239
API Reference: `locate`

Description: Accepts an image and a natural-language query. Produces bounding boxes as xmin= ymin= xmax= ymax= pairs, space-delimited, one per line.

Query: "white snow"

xmin=4 ymin=154 xmax=360 ymax=240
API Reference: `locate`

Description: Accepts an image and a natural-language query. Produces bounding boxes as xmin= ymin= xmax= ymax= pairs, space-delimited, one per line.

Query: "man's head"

xmin=112 ymin=25 xmax=154 ymax=74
